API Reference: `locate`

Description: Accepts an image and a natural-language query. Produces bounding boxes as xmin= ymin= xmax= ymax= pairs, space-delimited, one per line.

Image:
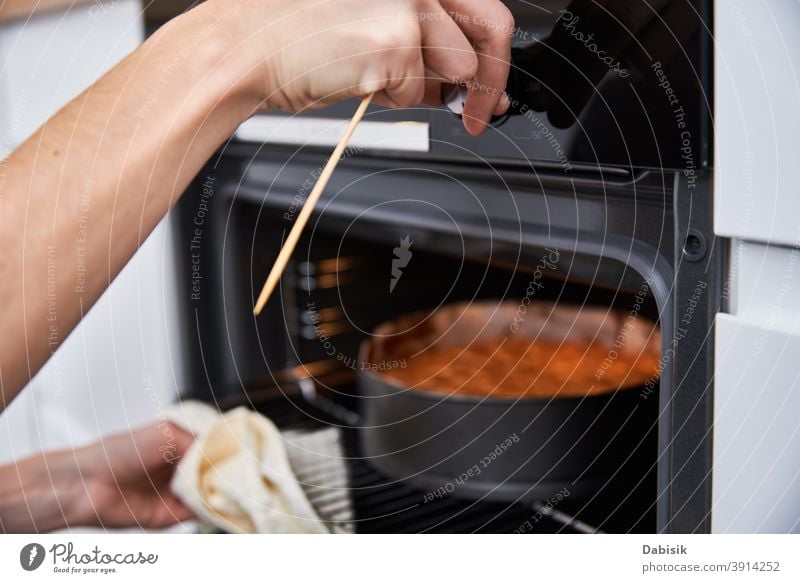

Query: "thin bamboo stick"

xmin=253 ymin=94 xmax=373 ymax=316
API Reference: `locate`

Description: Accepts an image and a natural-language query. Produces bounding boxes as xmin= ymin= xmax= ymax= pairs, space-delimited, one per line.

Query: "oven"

xmin=172 ymin=0 xmax=718 ymax=533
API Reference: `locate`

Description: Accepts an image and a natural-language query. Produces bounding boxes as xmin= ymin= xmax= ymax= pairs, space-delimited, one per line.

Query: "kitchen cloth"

xmin=166 ymin=400 xmax=328 ymax=534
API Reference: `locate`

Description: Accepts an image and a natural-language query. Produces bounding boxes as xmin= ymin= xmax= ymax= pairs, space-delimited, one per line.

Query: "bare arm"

xmin=0 ymin=0 xmax=95 ymax=23
xmin=0 ymin=422 xmax=194 ymax=532
xmin=0 ymin=3 xmax=260 ymax=406
xmin=0 ymin=0 xmax=511 ymax=409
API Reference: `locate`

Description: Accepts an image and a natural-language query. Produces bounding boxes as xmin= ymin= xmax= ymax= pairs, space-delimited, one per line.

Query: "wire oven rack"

xmin=257 ymin=395 xmax=596 ymax=534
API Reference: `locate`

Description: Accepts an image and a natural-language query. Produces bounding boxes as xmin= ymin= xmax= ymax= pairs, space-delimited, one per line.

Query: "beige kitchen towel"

xmin=167 ymin=401 xmax=328 ymax=534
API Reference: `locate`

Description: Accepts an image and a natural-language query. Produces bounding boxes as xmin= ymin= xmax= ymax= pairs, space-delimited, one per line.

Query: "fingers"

xmin=131 ymin=421 xmax=194 ymax=469
xmin=147 ymin=491 xmax=196 ymax=529
xmin=91 ymin=421 xmax=195 ymax=475
xmin=375 ymin=46 xmax=427 ymax=108
xmin=352 ymin=13 xmax=430 ymax=108
xmin=168 ymin=422 xmax=196 ymax=455
xmin=370 ymin=6 xmax=474 ymax=110
xmin=422 ymin=79 xmax=445 ymax=106
xmin=438 ymin=0 xmax=514 ymax=135
xmin=391 ymin=50 xmax=426 ymax=107
xmin=494 ymin=92 xmax=511 ymax=116
xmin=413 ymin=5 xmax=478 ymax=84
xmin=65 ymin=422 xmax=197 ymax=530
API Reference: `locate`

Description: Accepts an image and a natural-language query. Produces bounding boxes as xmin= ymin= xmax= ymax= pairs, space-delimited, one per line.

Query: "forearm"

xmin=0 ymin=3 xmax=260 ymax=407
xmin=0 ymin=451 xmax=83 ymax=533
xmin=0 ymin=422 xmax=195 ymax=533
xmin=0 ymin=0 xmax=95 ymax=23
xmin=0 ymin=0 xmax=511 ymax=408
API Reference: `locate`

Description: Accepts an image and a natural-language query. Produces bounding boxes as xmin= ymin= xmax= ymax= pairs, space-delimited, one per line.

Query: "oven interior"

xmin=180 ymin=191 xmax=664 ymax=533
xmin=148 ymin=0 xmax=717 ymax=536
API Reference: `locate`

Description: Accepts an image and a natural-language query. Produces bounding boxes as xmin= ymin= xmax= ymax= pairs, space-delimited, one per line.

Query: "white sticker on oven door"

xmin=235 ymin=115 xmax=430 ymax=152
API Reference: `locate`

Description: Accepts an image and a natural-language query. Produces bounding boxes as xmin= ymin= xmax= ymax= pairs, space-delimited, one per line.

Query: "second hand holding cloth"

xmin=168 ymin=401 xmax=328 ymax=534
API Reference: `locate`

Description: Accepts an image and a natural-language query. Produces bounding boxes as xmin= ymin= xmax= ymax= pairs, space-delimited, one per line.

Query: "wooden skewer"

xmin=253 ymin=93 xmax=374 ymax=316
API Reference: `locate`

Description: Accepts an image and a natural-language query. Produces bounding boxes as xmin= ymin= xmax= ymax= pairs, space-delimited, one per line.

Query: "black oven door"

xmin=234 ymin=0 xmax=711 ymax=173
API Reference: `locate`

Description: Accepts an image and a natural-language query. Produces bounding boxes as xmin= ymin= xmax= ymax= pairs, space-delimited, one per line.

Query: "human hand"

xmin=206 ymin=0 xmax=514 ymax=135
xmin=69 ymin=422 xmax=196 ymax=529
xmin=0 ymin=422 xmax=195 ymax=532
xmin=431 ymin=0 xmax=515 ymax=134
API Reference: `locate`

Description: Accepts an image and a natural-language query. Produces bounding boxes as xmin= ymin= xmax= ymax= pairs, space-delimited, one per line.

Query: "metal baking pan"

xmin=357 ymin=301 xmax=660 ymax=503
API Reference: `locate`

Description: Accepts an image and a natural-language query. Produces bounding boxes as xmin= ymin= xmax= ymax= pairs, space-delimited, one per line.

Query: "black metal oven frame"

xmin=174 ymin=142 xmax=722 ymax=533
